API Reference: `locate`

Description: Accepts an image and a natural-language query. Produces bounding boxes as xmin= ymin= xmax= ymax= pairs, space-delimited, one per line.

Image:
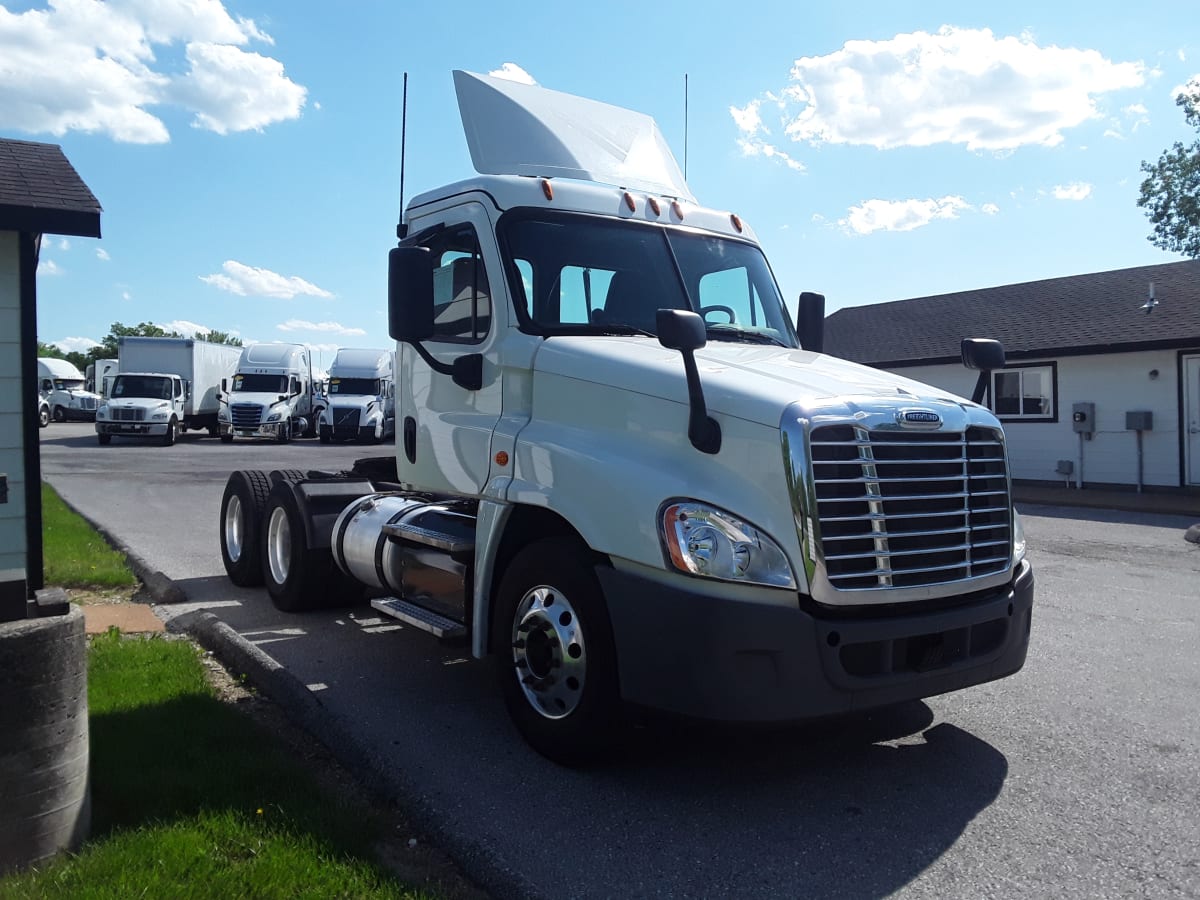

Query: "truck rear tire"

xmin=219 ymin=470 xmax=270 ymax=586
xmin=260 ymin=481 xmax=346 ymax=612
xmin=492 ymin=537 xmax=621 ymax=765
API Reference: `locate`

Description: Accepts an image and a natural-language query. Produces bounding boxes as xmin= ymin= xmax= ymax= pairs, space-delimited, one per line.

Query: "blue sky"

xmin=4 ymin=0 xmax=1196 ymax=363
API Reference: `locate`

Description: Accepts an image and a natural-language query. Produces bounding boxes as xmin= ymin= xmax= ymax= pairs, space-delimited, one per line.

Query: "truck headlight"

xmin=660 ymin=501 xmax=795 ymax=588
xmin=218 ymin=409 xmax=229 ymax=421
xmin=151 ymin=412 xmax=169 ymax=421
xmin=96 ymin=407 xmax=108 ymax=420
xmin=1013 ymin=510 xmax=1027 ymax=565
xmin=266 ymin=412 xmax=281 ymax=422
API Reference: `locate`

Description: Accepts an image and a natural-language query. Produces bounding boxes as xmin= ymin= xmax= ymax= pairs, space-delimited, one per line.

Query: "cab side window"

xmin=426 ymin=224 xmax=491 ymax=343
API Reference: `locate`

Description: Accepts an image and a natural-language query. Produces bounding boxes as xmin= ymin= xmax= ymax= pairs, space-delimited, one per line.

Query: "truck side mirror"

xmin=796 ymin=291 xmax=825 ymax=353
xmin=657 ymin=309 xmax=720 ymax=455
xmin=389 ymin=246 xmax=435 ymax=343
xmin=961 ymin=338 xmax=1006 ymax=405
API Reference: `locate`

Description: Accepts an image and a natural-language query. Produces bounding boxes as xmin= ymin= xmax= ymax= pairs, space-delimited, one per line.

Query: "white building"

xmin=824 ymin=260 xmax=1200 ymax=496
xmin=0 ymin=138 xmax=102 ymax=619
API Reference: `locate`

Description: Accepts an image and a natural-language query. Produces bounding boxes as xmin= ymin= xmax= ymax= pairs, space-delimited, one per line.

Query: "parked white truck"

xmin=218 ymin=343 xmax=322 ymax=443
xmin=217 ymin=72 xmax=1033 ymax=763
xmin=85 ymin=358 xmax=118 ymax=398
xmin=37 ymin=358 xmax=100 ymax=422
xmin=94 ymin=337 xmax=241 ymax=445
xmin=317 ymin=348 xmax=396 ymax=444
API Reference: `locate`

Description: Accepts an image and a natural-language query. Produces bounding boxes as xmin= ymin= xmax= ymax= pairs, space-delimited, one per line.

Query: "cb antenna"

xmin=683 ymin=73 xmax=689 ymax=180
xmin=397 ymin=72 xmax=408 ymax=240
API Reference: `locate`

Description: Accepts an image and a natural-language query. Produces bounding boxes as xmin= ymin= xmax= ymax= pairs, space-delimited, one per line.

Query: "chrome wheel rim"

xmin=266 ymin=507 xmax=291 ymax=585
xmin=511 ymin=585 xmax=586 ymax=719
xmin=224 ymin=496 xmax=243 ymax=563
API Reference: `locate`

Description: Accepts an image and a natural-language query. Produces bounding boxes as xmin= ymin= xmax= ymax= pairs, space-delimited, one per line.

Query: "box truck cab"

xmin=95 ymin=372 xmax=187 ymax=445
xmin=317 ymin=348 xmax=395 ymax=444
xmin=37 ymin=358 xmax=100 ymax=422
xmin=85 ymin=358 xmax=118 ymax=398
xmin=217 ymin=71 xmax=1033 ymax=764
xmin=218 ymin=343 xmax=321 ymax=443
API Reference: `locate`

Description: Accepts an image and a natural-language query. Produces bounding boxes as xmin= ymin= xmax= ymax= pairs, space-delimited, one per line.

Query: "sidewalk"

xmin=1011 ymin=482 xmax=1200 ymax=519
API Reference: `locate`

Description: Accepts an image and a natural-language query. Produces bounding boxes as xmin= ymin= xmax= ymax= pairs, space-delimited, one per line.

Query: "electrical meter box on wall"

xmin=1125 ymin=411 xmax=1153 ymax=431
xmin=1071 ymin=402 xmax=1095 ymax=434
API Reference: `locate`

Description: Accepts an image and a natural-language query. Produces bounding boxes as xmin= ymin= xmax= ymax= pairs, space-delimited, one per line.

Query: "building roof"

xmin=0 ymin=137 xmax=102 ymax=237
xmin=824 ymin=259 xmax=1200 ymax=366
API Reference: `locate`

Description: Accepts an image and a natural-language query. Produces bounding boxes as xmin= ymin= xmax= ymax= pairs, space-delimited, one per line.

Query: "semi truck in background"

xmin=218 ymin=343 xmax=323 ymax=443
xmin=216 ymin=71 xmax=1033 ymax=763
xmin=94 ymin=337 xmax=241 ymax=445
xmin=317 ymin=348 xmax=396 ymax=444
xmin=85 ymin=358 xmax=118 ymax=398
xmin=37 ymin=358 xmax=101 ymax=422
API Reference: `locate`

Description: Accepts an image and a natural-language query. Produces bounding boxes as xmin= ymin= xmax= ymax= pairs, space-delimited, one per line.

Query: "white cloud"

xmin=121 ymin=290 xmax=132 ymax=301
xmin=1052 ymin=182 xmax=1093 ymax=201
xmin=158 ymin=319 xmax=216 ymax=337
xmin=38 ymin=258 xmax=62 ymax=275
xmin=981 ymin=202 xmax=1000 ymax=215
xmin=96 ymin=248 xmax=111 ymax=261
xmin=200 ymin=260 xmax=333 ymax=299
xmin=841 ymin=196 xmax=970 ymax=235
xmin=736 ymin=138 xmax=806 ymax=172
xmin=53 ymin=336 xmax=101 ymax=353
xmin=0 ymin=0 xmax=303 ymax=143
xmin=58 ymin=238 xmax=70 ymax=250
xmin=737 ymin=26 xmax=1144 ymax=156
xmin=730 ymin=100 xmax=763 ymax=135
xmin=170 ymin=42 xmax=306 ymax=135
xmin=277 ymin=319 xmax=366 ymax=337
xmin=488 ymin=62 xmax=536 ymax=85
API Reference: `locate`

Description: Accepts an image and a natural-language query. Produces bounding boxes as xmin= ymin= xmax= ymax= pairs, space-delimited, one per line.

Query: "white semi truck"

xmin=217 ymin=71 xmax=1034 ymax=763
xmin=94 ymin=337 xmax=241 ymax=445
xmin=218 ymin=343 xmax=323 ymax=443
xmin=37 ymin=358 xmax=100 ymax=422
xmin=317 ymin=348 xmax=396 ymax=444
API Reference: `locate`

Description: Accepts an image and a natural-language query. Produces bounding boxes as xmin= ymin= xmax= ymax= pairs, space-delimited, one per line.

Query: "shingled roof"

xmin=824 ymin=259 xmax=1200 ymax=366
xmin=0 ymin=137 xmax=101 ymax=237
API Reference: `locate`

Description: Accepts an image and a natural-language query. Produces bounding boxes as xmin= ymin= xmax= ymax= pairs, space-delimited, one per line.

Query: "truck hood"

xmin=327 ymin=395 xmax=379 ymax=411
xmin=104 ymin=398 xmax=170 ymax=410
xmin=228 ymin=393 xmax=289 ymax=408
xmin=532 ymin=336 xmax=977 ymax=426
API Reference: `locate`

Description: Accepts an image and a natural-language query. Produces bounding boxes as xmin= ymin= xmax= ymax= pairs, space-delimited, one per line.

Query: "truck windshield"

xmin=499 ymin=211 xmax=798 ymax=348
xmin=232 ymin=374 xmax=287 ymax=393
xmin=111 ymin=375 xmax=172 ymax=400
xmin=329 ymin=378 xmax=380 ymax=395
xmin=52 ymin=378 xmax=85 ymax=391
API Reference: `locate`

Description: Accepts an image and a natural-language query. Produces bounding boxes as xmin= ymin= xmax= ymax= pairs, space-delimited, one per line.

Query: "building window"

xmin=991 ymin=363 xmax=1056 ymax=421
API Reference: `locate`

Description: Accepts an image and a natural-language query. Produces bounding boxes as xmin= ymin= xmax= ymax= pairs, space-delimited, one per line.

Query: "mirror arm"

xmin=410 ymin=341 xmax=482 ymax=391
xmin=680 ymin=349 xmax=721 ymax=455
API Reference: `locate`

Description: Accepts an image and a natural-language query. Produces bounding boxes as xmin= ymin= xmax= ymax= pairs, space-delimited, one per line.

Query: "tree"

xmin=201 ymin=329 xmax=243 ymax=347
xmin=1138 ymin=81 xmax=1200 ymax=258
xmin=98 ymin=322 xmax=182 ymax=359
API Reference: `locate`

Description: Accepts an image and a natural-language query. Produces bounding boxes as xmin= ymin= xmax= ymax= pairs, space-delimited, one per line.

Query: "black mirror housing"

xmin=656 ymin=309 xmax=706 ymax=352
xmin=389 ymin=246 xmax=435 ymax=343
xmin=961 ymin=338 xmax=1006 ymax=371
xmin=797 ymin=291 xmax=826 ymax=353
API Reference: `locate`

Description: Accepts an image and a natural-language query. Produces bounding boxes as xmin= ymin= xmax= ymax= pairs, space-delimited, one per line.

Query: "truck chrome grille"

xmin=231 ymin=404 xmax=262 ymax=428
xmin=111 ymin=407 xmax=146 ymax=422
xmin=332 ymin=407 xmax=360 ymax=437
xmin=810 ymin=425 xmax=1011 ymax=590
xmin=79 ymin=397 xmax=97 ymax=410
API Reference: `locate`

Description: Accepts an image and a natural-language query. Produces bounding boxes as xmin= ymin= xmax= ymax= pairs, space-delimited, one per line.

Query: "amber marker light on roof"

xmin=730 ymin=213 xmax=744 ymax=233
xmin=541 ymin=179 xmax=554 ymax=201
xmin=648 ymin=196 xmax=661 ymax=216
xmin=624 ymin=191 xmax=636 ymax=212
xmin=671 ymin=200 xmax=684 ymax=220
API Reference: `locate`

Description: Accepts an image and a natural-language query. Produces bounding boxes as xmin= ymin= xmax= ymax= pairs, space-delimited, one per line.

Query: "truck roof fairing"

xmin=452 ymin=70 xmax=695 ymax=203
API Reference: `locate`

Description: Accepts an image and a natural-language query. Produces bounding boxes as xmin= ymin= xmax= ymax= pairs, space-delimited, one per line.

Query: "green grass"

xmin=41 ymin=483 xmax=137 ymax=588
xmin=0 ymin=632 xmax=429 ymax=899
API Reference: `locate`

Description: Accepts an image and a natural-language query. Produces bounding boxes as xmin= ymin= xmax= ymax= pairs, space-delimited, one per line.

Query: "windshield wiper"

xmin=705 ymin=326 xmax=788 ymax=347
xmin=590 ymin=324 xmax=657 ymax=338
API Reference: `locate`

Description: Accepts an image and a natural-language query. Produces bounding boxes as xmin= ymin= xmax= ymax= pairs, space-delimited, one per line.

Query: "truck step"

xmin=371 ymin=596 xmax=466 ymax=640
xmin=382 ymin=521 xmax=475 ymax=555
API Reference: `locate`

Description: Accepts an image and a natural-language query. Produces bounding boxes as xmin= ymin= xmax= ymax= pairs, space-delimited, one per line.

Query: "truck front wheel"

xmin=260 ymin=480 xmax=346 ymax=613
xmin=493 ymin=538 xmax=620 ymax=765
xmin=161 ymin=417 xmax=177 ymax=447
xmin=219 ymin=470 xmax=270 ymax=586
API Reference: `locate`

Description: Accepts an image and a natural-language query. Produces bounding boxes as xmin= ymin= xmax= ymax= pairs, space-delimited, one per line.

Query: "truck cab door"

xmin=398 ymin=202 xmax=503 ymax=495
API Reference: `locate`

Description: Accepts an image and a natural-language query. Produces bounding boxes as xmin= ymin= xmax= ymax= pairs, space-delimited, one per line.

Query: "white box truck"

xmin=216 ymin=72 xmax=1033 ymax=763
xmin=85 ymin=358 xmax=118 ymax=398
xmin=94 ymin=337 xmax=241 ymax=445
xmin=317 ymin=348 xmax=395 ymax=444
xmin=218 ymin=343 xmax=322 ymax=443
xmin=37 ymin=358 xmax=100 ymax=422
